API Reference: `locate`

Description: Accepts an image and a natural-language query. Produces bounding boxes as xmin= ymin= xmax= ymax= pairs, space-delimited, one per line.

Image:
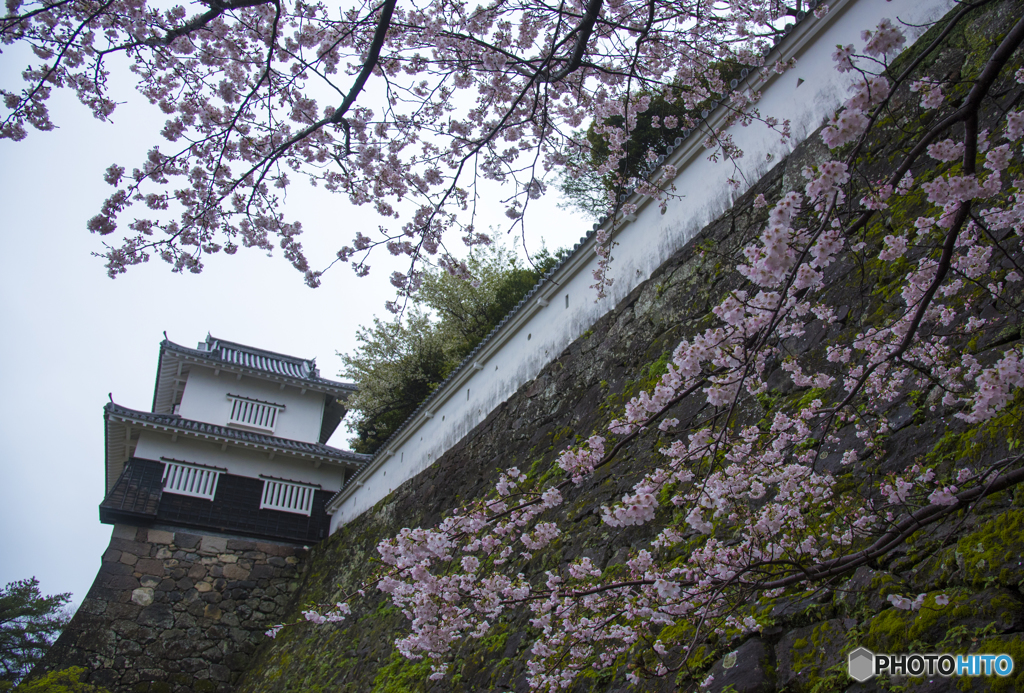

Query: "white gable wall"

xmin=329 ymin=0 xmax=955 ymax=530
xmin=178 ymin=366 xmax=326 ymax=444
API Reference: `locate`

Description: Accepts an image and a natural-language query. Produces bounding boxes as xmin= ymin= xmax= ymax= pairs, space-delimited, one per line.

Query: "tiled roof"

xmin=152 ymin=335 xmax=357 ymax=422
xmin=165 ymin=335 xmax=355 ymax=392
xmin=106 ymin=402 xmax=371 ymax=466
xmin=328 ymin=0 xmax=824 ymax=510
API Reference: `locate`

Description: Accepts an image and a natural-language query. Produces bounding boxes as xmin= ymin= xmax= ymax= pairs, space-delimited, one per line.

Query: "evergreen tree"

xmin=0 ymin=579 xmax=71 ymax=685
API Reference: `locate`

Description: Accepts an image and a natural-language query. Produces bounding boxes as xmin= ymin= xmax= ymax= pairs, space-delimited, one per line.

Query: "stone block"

xmin=204 ymin=604 xmax=223 ymax=621
xmin=120 ymin=552 xmax=139 ymax=565
xmin=85 ymin=584 xmax=120 ymax=602
xmin=138 ymin=668 xmax=167 ymax=682
xmin=112 ymin=619 xmax=141 ymax=638
xmin=226 ymin=539 xmax=258 ymax=552
xmin=218 ymin=553 xmax=239 ymax=563
xmin=195 ymin=581 xmax=213 ymax=593
xmin=706 ymin=637 xmax=772 ymax=693
xmin=188 ymin=565 xmax=208 ymax=580
xmin=140 ymin=575 xmax=161 ymax=588
xmin=118 ymin=639 xmax=143 ymax=656
xmin=112 ymin=524 xmax=138 ymax=540
xmin=102 ymin=574 xmax=141 ymax=590
xmin=248 ymin=564 xmax=274 ymax=580
xmin=175 ymin=533 xmax=201 ymax=549
xmin=200 ymin=536 xmax=228 ymax=555
xmin=210 ymin=664 xmax=232 ymax=682
xmin=222 ymin=564 xmax=250 ymax=580
xmin=80 ymin=598 xmax=107 ymax=615
xmin=206 ymin=624 xmax=229 ymax=639
xmin=117 ymin=669 xmax=139 ymax=686
xmin=100 ymin=561 xmax=134 ymax=576
xmin=148 ymin=529 xmax=174 ymax=545
xmin=163 ymin=637 xmax=194 ymax=658
xmin=255 ymin=542 xmax=294 ymax=557
xmin=224 ymin=652 xmax=250 ymax=671
xmin=102 ymin=548 xmax=122 ymax=562
xmin=105 ymin=597 xmax=142 ymax=618
xmin=132 ymin=587 xmax=155 ymax=607
xmin=110 ymin=538 xmax=152 ymax=556
xmin=154 ymin=547 xmax=173 ymax=559
xmin=90 ymin=668 xmax=121 ymax=689
xmin=136 ymin=558 xmax=166 ymax=576
xmin=138 ymin=604 xmax=175 ymax=629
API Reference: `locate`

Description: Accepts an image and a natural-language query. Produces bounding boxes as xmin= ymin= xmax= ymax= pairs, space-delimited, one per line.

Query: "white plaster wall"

xmin=329 ymin=0 xmax=955 ymax=530
xmin=177 ymin=366 xmax=326 ymax=443
xmin=133 ymin=430 xmax=345 ymax=491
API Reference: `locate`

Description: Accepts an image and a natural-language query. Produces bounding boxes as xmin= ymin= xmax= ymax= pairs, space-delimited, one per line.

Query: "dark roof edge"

xmin=161 ymin=338 xmax=357 ymax=394
xmin=105 ymin=402 xmax=371 ymax=465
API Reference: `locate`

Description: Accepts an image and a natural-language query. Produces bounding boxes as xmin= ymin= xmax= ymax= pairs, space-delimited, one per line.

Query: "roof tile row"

xmin=106 ymin=402 xmax=370 ymax=466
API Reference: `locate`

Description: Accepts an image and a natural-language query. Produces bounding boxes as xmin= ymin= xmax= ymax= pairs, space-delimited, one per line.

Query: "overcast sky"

xmin=0 ymin=61 xmax=586 ymax=606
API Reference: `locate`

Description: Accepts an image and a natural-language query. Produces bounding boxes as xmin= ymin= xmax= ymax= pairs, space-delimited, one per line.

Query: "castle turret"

xmin=99 ymin=335 xmax=370 ymax=543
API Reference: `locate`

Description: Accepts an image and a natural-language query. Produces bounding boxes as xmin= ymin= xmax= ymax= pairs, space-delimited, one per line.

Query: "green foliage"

xmin=342 ymin=243 xmax=567 ymax=454
xmin=12 ymin=668 xmax=110 ymax=693
xmin=557 ymin=62 xmax=746 ymax=219
xmin=0 ymin=579 xmax=71 ymax=685
xmin=370 ymin=651 xmax=432 ymax=693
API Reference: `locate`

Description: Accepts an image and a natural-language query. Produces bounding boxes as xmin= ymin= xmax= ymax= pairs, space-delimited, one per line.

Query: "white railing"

xmin=227 ymin=394 xmax=285 ymax=432
xmin=260 ymin=477 xmax=317 ymax=516
xmin=162 ymin=459 xmax=222 ymax=500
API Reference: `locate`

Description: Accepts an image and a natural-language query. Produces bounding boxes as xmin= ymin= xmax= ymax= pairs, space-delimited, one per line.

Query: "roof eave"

xmin=105 ymin=404 xmax=368 ymax=471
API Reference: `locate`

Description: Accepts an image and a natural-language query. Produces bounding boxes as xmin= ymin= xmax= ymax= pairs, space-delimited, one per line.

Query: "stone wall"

xmin=36 ymin=525 xmax=308 ymax=692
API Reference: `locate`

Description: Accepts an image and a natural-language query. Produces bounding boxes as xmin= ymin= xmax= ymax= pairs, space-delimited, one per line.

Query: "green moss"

xmin=14 ymin=668 xmax=112 ymax=693
xmin=959 ymin=636 xmax=1024 ymax=691
xmin=864 ymin=607 xmax=916 ymax=652
xmin=865 ymin=591 xmax=1022 ymax=655
xmin=953 ymin=509 xmax=1024 ymax=589
xmin=371 ymin=651 xmax=433 ymax=693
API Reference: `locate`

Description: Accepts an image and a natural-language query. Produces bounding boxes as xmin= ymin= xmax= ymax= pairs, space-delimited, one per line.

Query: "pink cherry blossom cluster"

xmin=2 ymin=0 xmax=810 ymax=288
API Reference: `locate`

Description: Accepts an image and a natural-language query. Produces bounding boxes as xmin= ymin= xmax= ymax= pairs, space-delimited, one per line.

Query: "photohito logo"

xmin=847 ymin=647 xmax=1015 ymax=682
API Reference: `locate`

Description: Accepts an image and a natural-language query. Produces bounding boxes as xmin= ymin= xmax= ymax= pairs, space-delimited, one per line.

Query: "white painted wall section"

xmin=133 ymin=431 xmax=345 ymax=491
xmin=328 ymin=0 xmax=955 ymax=531
xmin=178 ymin=366 xmax=325 ymax=443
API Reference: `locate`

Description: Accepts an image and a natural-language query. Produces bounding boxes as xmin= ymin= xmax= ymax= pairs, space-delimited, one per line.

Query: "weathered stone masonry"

xmin=39 ymin=525 xmax=307 ymax=692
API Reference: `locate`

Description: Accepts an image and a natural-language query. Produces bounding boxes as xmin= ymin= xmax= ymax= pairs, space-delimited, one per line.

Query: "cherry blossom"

xmin=2 ymin=0 xmax=805 ymax=287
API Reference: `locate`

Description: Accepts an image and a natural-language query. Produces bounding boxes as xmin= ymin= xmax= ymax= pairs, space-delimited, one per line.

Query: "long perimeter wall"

xmin=327 ymin=0 xmax=955 ymax=528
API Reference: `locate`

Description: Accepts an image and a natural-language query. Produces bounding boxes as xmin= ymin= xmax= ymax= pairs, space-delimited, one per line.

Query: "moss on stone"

xmin=952 ymin=509 xmax=1024 ymax=589
xmin=370 ymin=651 xmax=433 ymax=693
